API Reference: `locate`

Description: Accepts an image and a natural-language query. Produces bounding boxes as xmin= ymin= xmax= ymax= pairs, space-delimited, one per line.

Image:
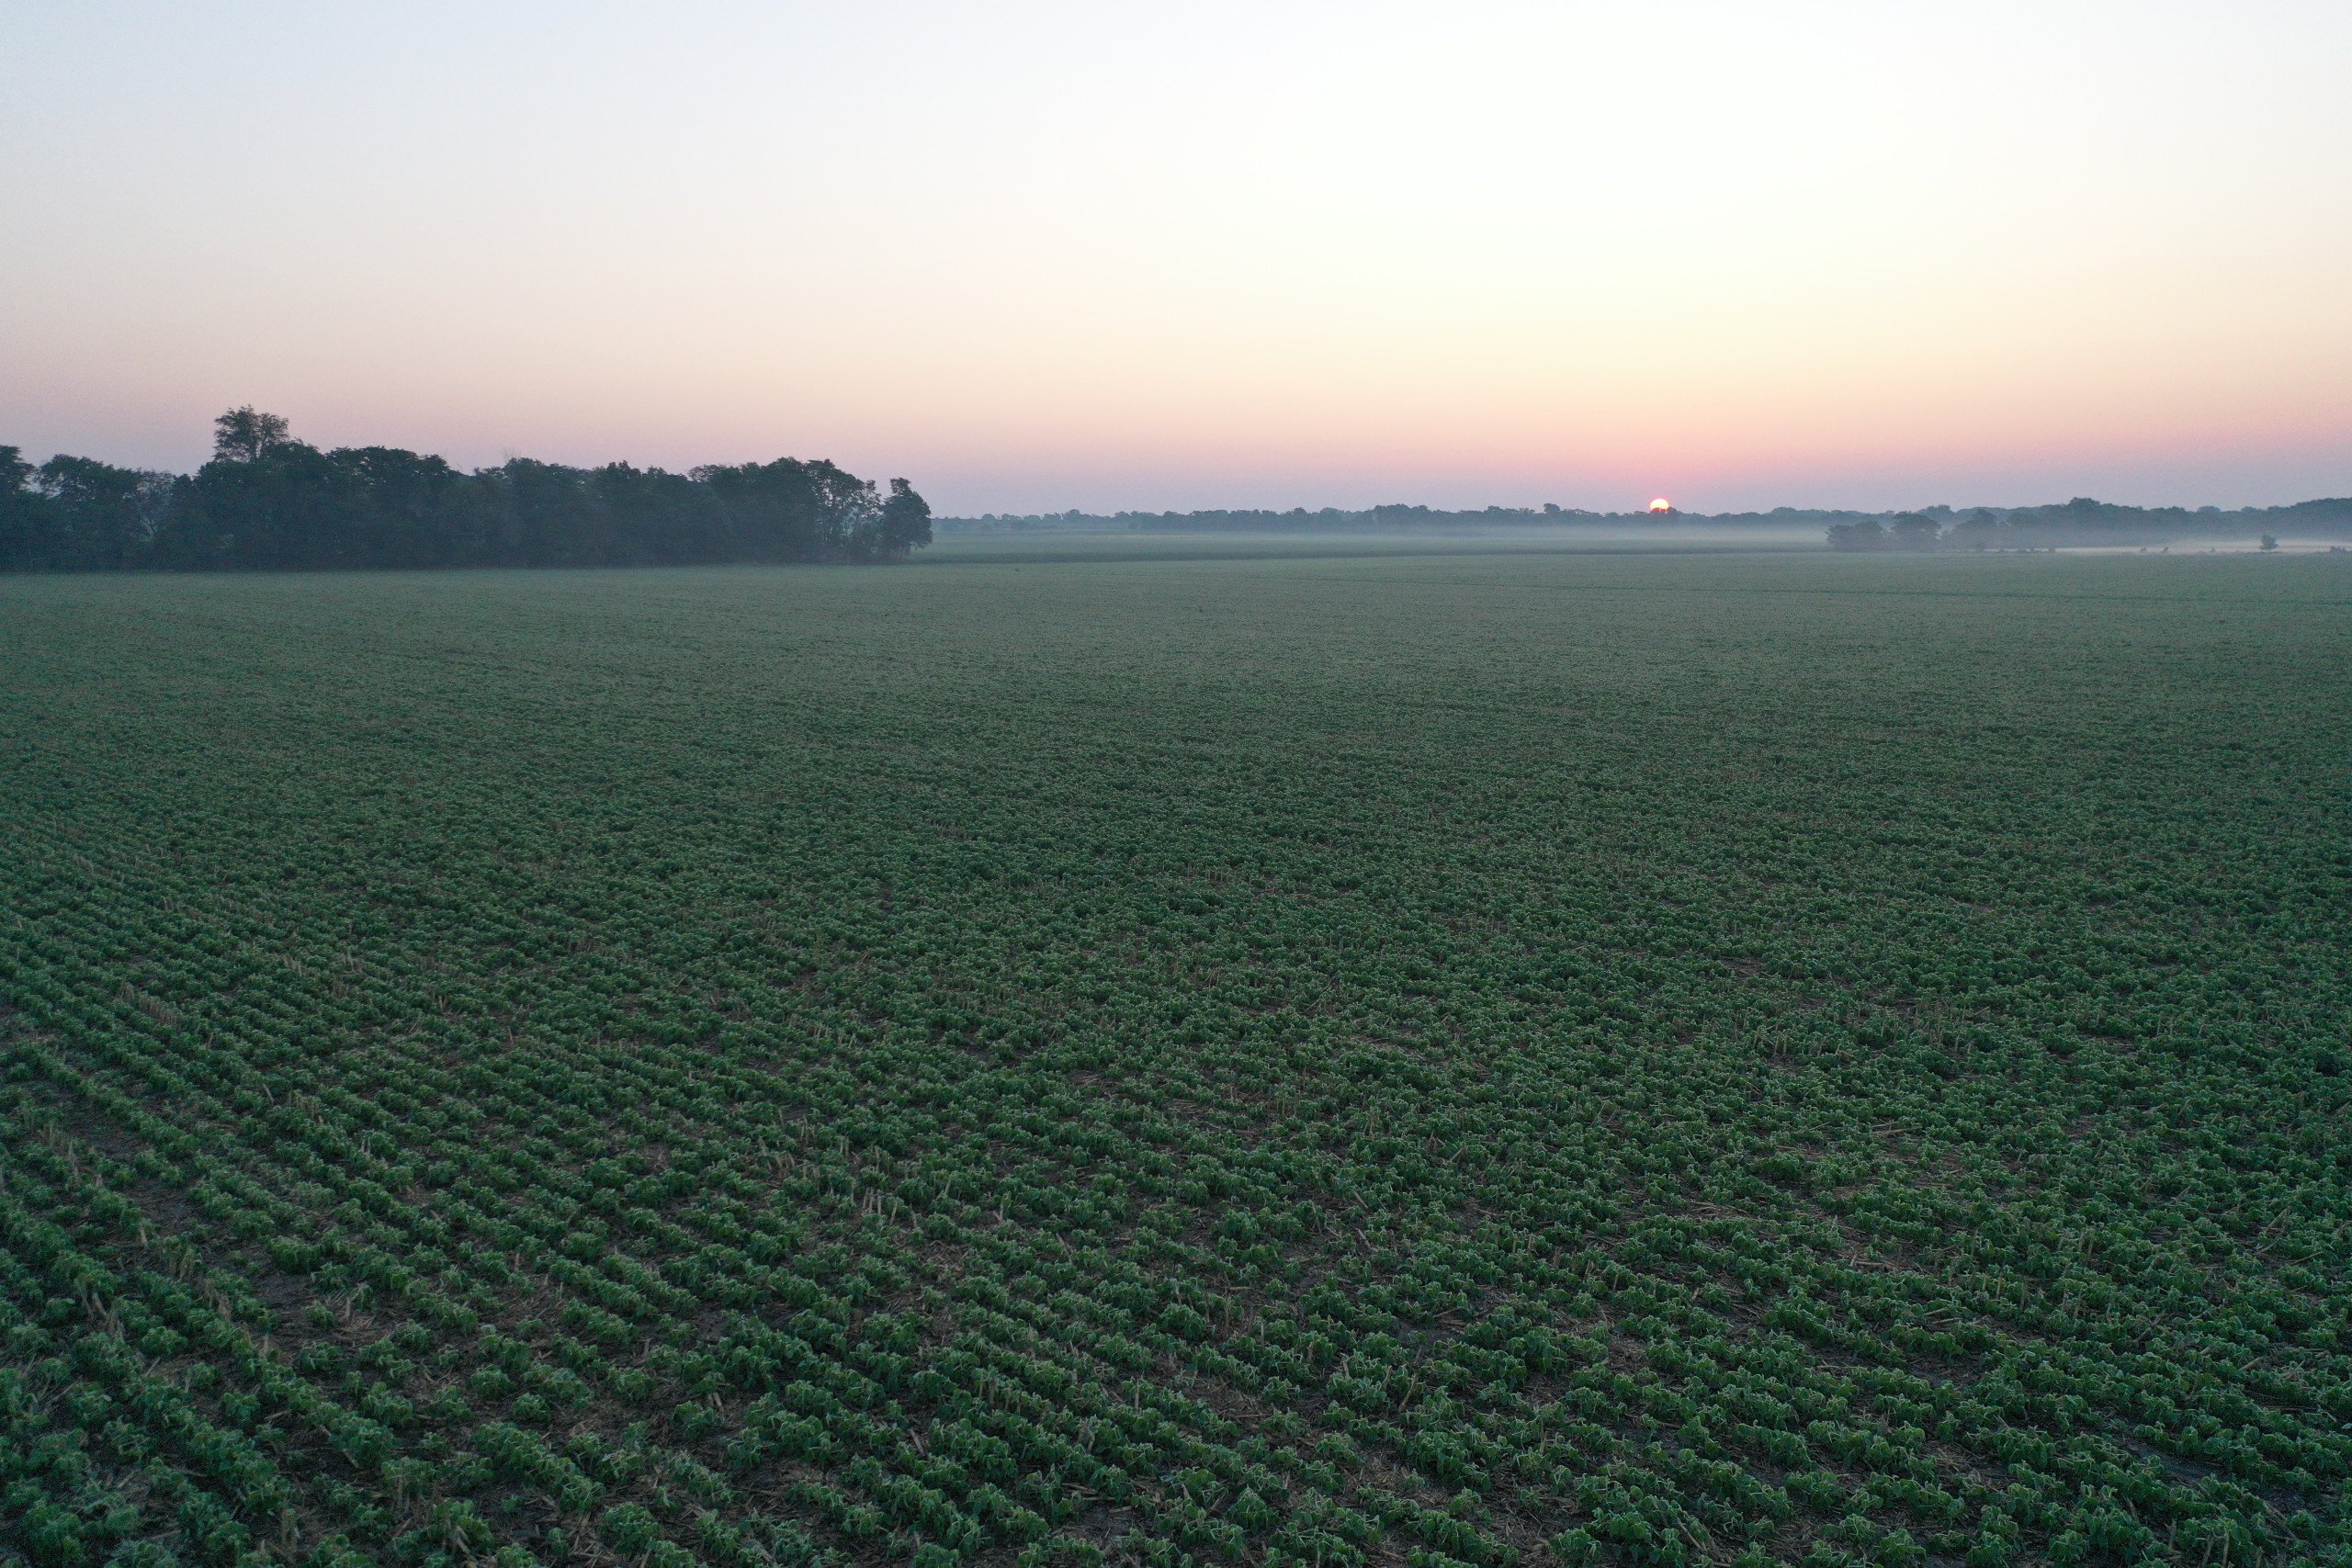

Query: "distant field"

xmin=920 ymin=527 xmax=1828 ymax=565
xmin=3 ymin=548 xmax=2348 ymax=1568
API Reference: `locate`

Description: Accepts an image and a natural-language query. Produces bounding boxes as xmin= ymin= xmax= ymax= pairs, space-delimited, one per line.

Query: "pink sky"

xmin=5 ymin=2 xmax=2347 ymax=513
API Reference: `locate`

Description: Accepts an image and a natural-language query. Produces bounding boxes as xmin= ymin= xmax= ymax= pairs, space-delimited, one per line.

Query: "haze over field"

xmin=6 ymin=1 xmax=2350 ymax=515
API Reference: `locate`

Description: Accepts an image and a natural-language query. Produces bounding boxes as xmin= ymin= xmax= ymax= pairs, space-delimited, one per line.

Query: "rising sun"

xmin=1647 ymin=497 xmax=1673 ymax=513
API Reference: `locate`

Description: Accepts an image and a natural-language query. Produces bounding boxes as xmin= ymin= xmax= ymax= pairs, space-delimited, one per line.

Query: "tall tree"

xmin=211 ymin=406 xmax=293 ymax=464
xmin=879 ymin=479 xmax=933 ymax=559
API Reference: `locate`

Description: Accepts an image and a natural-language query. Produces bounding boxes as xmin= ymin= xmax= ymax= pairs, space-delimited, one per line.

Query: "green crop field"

xmin=3 ymin=544 xmax=2348 ymax=1568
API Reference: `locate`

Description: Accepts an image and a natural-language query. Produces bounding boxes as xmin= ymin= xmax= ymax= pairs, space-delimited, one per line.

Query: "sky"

xmin=4 ymin=1 xmax=2349 ymax=515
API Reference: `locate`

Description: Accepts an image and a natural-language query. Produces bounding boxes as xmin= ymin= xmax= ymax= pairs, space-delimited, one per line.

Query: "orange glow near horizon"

xmin=1648 ymin=498 xmax=1673 ymax=513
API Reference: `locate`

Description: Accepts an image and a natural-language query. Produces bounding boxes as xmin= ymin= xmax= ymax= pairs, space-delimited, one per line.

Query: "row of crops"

xmin=2 ymin=551 xmax=2348 ymax=1566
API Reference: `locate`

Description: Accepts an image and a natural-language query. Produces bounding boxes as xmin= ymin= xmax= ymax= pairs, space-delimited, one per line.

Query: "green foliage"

xmin=0 ymin=545 xmax=2346 ymax=1565
xmin=2 ymin=412 xmax=933 ymax=572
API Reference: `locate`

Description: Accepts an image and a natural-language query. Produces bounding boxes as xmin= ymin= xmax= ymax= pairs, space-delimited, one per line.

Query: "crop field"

xmin=2 ymin=544 xmax=2348 ymax=1568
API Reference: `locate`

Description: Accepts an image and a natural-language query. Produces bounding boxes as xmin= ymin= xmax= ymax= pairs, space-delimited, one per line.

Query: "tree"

xmin=0 ymin=446 xmax=41 ymax=570
xmin=211 ymin=406 xmax=292 ymax=464
xmin=879 ymin=479 xmax=933 ymax=560
xmin=34 ymin=455 xmax=171 ymax=570
xmin=175 ymin=436 xmax=350 ymax=569
xmin=479 ymin=458 xmax=605 ymax=569
xmin=1887 ymin=513 xmax=1942 ymax=550
xmin=1948 ymin=509 xmax=2002 ymax=550
xmin=1826 ymin=519 xmax=1887 ymax=551
xmin=337 ymin=446 xmax=478 ymax=568
xmin=2259 ymin=534 xmax=2278 ymax=552
xmin=802 ymin=462 xmax=882 ymax=559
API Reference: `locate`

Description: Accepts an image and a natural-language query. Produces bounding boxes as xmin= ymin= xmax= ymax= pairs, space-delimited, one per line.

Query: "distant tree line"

xmin=940 ymin=497 xmax=2352 ymax=542
xmin=0 ymin=409 xmax=933 ymax=572
xmin=949 ymin=503 xmax=1612 ymax=533
xmin=1827 ymin=498 xmax=2352 ymax=551
xmin=1826 ymin=513 xmax=1953 ymax=551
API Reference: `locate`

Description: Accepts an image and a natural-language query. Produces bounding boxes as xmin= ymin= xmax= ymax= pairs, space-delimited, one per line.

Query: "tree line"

xmin=1826 ymin=496 xmax=2352 ymax=550
xmin=0 ymin=409 xmax=933 ymax=572
xmin=944 ymin=497 xmax=2351 ymax=541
